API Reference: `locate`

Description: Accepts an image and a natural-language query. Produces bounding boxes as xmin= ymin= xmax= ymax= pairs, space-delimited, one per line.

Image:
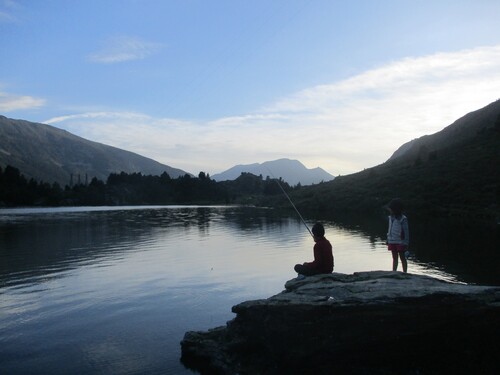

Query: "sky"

xmin=1 ymin=0 xmax=500 ymax=177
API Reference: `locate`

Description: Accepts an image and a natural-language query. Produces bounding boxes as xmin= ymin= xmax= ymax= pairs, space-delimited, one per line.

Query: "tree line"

xmin=0 ymin=165 xmax=292 ymax=207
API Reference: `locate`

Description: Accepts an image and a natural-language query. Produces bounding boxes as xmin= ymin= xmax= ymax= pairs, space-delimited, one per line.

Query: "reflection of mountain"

xmin=221 ymin=206 xmax=307 ymax=234
xmin=0 ymin=207 xmax=305 ymax=288
xmin=0 ymin=116 xmax=190 ymax=186
xmin=0 ymin=207 xmax=498 ymax=288
xmin=0 ymin=208 xmax=174 ymax=287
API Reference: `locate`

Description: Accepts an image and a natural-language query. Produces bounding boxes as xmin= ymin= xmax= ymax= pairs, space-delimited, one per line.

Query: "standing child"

xmin=386 ymin=198 xmax=410 ymax=273
xmin=294 ymin=222 xmax=334 ymax=277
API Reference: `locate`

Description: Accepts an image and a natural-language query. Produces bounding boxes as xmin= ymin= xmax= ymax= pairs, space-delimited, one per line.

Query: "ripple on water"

xmin=0 ymin=206 xmax=493 ymax=375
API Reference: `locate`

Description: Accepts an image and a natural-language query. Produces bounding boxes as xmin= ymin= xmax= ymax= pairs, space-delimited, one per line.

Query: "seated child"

xmin=294 ymin=222 xmax=334 ymax=277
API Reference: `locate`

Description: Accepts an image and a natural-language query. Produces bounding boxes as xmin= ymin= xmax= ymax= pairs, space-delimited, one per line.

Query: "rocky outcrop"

xmin=181 ymin=271 xmax=499 ymax=374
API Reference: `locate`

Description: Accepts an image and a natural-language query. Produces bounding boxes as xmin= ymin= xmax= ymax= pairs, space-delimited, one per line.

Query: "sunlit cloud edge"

xmin=87 ymin=35 xmax=164 ymax=64
xmin=44 ymin=44 xmax=500 ymax=175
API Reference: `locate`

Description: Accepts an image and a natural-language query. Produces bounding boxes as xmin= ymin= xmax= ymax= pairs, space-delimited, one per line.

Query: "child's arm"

xmin=401 ymin=218 xmax=409 ymax=247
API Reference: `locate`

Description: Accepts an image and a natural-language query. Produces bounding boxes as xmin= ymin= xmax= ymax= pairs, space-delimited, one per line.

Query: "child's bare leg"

xmin=399 ymin=252 xmax=408 ymax=273
xmin=391 ymin=250 xmax=398 ymax=271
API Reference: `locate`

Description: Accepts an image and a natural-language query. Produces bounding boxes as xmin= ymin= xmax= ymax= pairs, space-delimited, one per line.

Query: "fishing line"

xmin=266 ymin=167 xmax=313 ymax=238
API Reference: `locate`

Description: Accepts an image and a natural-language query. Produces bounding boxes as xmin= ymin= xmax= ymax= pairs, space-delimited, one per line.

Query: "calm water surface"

xmin=0 ymin=206 xmax=497 ymax=374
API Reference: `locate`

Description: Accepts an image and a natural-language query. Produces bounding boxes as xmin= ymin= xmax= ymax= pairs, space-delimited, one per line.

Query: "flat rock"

xmin=181 ymin=271 xmax=500 ymax=374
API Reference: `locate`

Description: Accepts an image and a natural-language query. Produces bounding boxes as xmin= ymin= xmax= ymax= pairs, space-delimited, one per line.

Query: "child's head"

xmin=312 ymin=222 xmax=325 ymax=239
xmin=388 ymin=198 xmax=403 ymax=216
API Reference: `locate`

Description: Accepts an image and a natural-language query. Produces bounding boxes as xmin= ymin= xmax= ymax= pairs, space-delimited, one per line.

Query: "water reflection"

xmin=0 ymin=206 xmax=498 ymax=375
xmin=1 ymin=206 xmax=497 ymax=290
xmin=321 ymin=212 xmax=499 ymax=285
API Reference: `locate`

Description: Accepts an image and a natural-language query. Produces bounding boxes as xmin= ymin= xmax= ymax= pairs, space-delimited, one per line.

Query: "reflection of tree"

xmin=2 ymin=207 xmax=497 ymax=290
xmin=196 ymin=207 xmax=211 ymax=236
xmin=322 ymin=212 xmax=500 ymax=285
xmin=409 ymin=219 xmax=500 ymax=285
xmin=221 ymin=206 xmax=306 ymax=240
xmin=1 ymin=207 xmax=314 ymax=286
xmin=0 ymin=209 xmax=179 ymax=287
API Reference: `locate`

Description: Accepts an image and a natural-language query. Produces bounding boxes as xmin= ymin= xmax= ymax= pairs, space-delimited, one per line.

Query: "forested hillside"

xmin=287 ymin=100 xmax=500 ymax=223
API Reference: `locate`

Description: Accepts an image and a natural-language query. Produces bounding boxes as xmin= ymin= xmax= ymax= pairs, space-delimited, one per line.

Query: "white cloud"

xmin=87 ymin=36 xmax=164 ymax=64
xmin=0 ymin=91 xmax=45 ymax=111
xmin=46 ymin=45 xmax=500 ymax=176
xmin=0 ymin=0 xmax=19 ymax=23
xmin=267 ymin=45 xmax=500 ymax=115
xmin=0 ymin=10 xmax=15 ymax=22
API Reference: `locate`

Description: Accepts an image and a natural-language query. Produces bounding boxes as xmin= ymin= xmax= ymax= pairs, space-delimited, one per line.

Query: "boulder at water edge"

xmin=181 ymin=271 xmax=499 ymax=374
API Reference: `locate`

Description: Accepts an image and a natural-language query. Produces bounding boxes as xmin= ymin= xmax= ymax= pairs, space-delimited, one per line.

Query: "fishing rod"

xmin=266 ymin=167 xmax=314 ymax=238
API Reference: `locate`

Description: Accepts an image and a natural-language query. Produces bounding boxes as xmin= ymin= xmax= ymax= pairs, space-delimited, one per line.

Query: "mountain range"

xmin=0 ymin=116 xmax=334 ymax=187
xmin=212 ymin=159 xmax=334 ymax=186
xmin=2 ymin=97 xmax=499 ymax=220
xmin=0 ymin=116 xmax=189 ymax=186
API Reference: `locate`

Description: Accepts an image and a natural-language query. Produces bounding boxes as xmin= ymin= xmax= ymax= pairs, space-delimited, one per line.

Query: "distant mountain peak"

xmin=212 ymin=158 xmax=334 ymax=186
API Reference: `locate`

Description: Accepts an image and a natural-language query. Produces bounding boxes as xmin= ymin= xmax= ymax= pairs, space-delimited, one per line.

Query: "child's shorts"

xmin=388 ymin=244 xmax=406 ymax=252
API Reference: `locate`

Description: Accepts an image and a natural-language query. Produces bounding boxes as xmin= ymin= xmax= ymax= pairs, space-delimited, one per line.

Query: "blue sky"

xmin=1 ymin=0 xmax=499 ymax=176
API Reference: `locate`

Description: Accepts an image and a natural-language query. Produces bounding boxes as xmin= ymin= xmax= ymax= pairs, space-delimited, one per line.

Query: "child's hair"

xmin=388 ymin=198 xmax=403 ymax=217
xmin=312 ymin=222 xmax=325 ymax=238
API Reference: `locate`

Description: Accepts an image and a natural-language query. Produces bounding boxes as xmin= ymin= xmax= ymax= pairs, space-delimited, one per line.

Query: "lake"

xmin=0 ymin=206 xmax=498 ymax=374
